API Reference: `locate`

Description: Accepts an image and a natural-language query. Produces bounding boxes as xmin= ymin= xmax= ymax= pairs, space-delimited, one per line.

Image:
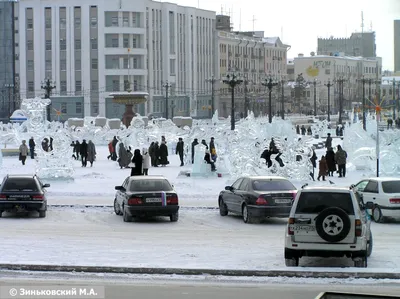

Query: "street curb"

xmin=48 ymin=205 xmax=218 ymax=210
xmin=0 ymin=264 xmax=399 ymax=279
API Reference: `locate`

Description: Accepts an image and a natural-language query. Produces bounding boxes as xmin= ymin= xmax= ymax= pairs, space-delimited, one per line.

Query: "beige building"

xmin=215 ymin=23 xmax=290 ymax=118
xmin=293 ymin=54 xmax=382 ymax=114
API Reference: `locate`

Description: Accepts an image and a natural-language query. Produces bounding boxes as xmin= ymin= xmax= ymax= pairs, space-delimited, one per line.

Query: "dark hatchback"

xmin=0 ymin=174 xmax=49 ymax=218
xmin=218 ymin=176 xmax=297 ymax=223
xmin=114 ymin=175 xmax=179 ymax=222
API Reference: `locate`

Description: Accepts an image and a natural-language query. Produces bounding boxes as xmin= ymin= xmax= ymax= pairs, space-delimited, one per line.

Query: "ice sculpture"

xmin=191 ymin=144 xmax=213 ymax=176
xmin=20 ymin=97 xmax=50 ymax=133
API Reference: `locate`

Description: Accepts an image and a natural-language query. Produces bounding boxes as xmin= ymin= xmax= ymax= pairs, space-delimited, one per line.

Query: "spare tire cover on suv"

xmin=315 ymin=207 xmax=351 ymax=242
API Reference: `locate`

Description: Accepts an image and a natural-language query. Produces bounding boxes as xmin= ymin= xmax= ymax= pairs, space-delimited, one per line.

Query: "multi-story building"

xmin=14 ymin=0 xmax=215 ymax=120
xmin=317 ymin=32 xmax=376 ymax=58
xmin=395 ymin=20 xmax=400 ymax=72
xmin=381 ymin=76 xmax=400 ymax=118
xmin=215 ymin=15 xmax=290 ymax=118
xmin=0 ymin=0 xmax=18 ymax=121
xmin=294 ymin=54 xmax=382 ymax=114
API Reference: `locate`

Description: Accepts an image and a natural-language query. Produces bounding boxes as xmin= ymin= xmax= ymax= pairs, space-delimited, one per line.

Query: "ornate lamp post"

xmin=206 ymin=76 xmax=218 ymax=118
xmin=41 ymin=79 xmax=56 ymax=121
xmin=324 ymin=79 xmax=334 ymax=122
xmin=261 ymin=77 xmax=278 ymax=124
xmin=222 ymin=74 xmax=243 ymax=130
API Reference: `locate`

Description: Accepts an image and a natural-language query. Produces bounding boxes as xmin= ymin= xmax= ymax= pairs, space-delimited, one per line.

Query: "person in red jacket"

xmin=107 ymin=141 xmax=114 ymax=160
xmin=317 ymin=156 xmax=328 ymax=181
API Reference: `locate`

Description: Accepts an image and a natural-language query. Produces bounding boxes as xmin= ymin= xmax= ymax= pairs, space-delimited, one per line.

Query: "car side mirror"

xmin=364 ymin=201 xmax=374 ymax=210
xmin=225 ymin=186 xmax=233 ymax=191
xmin=115 ymin=186 xmax=125 ymax=191
xmin=42 ymin=183 xmax=50 ymax=188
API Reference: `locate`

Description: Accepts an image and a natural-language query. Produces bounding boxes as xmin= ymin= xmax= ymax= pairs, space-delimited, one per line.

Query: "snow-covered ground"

xmin=0 ymin=143 xmax=399 ymax=272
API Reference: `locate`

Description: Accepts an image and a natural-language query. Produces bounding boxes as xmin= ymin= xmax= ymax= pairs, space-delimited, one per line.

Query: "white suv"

xmin=284 ymin=187 xmax=373 ymax=268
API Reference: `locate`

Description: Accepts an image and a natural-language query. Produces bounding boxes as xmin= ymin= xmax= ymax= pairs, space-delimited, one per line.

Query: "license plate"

xmin=291 ymin=225 xmax=316 ymax=231
xmin=146 ymin=198 xmax=161 ymax=203
xmin=275 ymin=199 xmax=291 ymax=204
xmin=9 ymin=195 xmax=30 ymax=198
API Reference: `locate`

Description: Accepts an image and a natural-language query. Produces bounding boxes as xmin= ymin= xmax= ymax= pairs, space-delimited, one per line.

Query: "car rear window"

xmin=129 ymin=179 xmax=173 ymax=192
xmin=381 ymin=181 xmax=400 ymax=193
xmin=295 ymin=192 xmax=354 ymax=215
xmin=2 ymin=178 xmax=39 ymax=191
xmin=252 ymin=179 xmax=295 ymax=191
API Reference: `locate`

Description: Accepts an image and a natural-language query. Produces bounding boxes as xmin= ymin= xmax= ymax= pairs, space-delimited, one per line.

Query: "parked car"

xmin=0 ymin=174 xmax=49 ymax=218
xmin=218 ymin=176 xmax=297 ymax=223
xmin=351 ymin=177 xmax=400 ymax=223
xmin=114 ymin=175 xmax=179 ymax=222
xmin=284 ymin=186 xmax=373 ymax=268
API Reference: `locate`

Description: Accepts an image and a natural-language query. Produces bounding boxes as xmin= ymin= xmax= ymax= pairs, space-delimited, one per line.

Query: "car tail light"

xmin=256 ymin=197 xmax=268 ymax=205
xmin=0 ymin=194 xmax=6 ymax=199
xmin=390 ymin=198 xmax=400 ymax=204
xmin=355 ymin=219 xmax=362 ymax=237
xmin=288 ymin=218 xmax=294 ymax=235
xmin=128 ymin=197 xmax=142 ymax=205
xmin=32 ymin=195 xmax=44 ymax=200
xmin=167 ymin=195 xmax=178 ymax=205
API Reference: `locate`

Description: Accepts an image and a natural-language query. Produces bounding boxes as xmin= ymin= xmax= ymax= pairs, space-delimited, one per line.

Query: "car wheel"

xmin=114 ymin=198 xmax=122 ymax=216
xmin=285 ymin=257 xmax=299 ymax=267
xmin=372 ymin=206 xmax=384 ymax=223
xmin=367 ymin=231 xmax=373 ymax=257
xmin=242 ymin=204 xmax=259 ymax=224
xmin=122 ymin=206 xmax=133 ymax=222
xmin=315 ymin=207 xmax=351 ymax=242
xmin=354 ymin=255 xmax=368 ymax=268
xmin=170 ymin=211 xmax=179 ymax=222
xmin=38 ymin=210 xmax=46 ymax=218
xmin=219 ymin=198 xmax=228 ymax=216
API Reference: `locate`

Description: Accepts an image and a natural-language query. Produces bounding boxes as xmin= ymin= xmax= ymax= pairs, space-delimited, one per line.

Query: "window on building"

xmin=170 ymin=59 xmax=175 ymax=75
xmin=92 ymin=103 xmax=99 ymax=114
xmin=60 ymin=81 xmax=67 ymax=95
xmin=75 ymin=81 xmax=82 ymax=93
xmin=91 ymin=80 xmax=98 ymax=90
xmin=45 ymin=18 xmax=51 ymax=29
xmin=45 ymin=40 xmax=51 ymax=50
xmin=75 ymin=39 xmax=81 ymax=50
xmin=91 ymin=38 xmax=98 ymax=50
xmin=132 ymin=13 xmax=136 ymax=26
xmin=76 ymin=102 xmax=82 ymax=114
xmin=123 ymin=17 xmax=129 ymax=27
xmin=27 ymin=40 xmax=34 ymax=50
xmin=123 ymin=35 xmax=129 ymax=48
xmin=91 ymin=17 xmax=97 ymax=27
xmin=133 ymin=80 xmax=138 ymax=91
xmin=112 ymin=57 xmax=119 ymax=69
xmin=27 ymin=60 xmax=34 ymax=71
xmin=27 ymin=18 xmax=33 ymax=30
xmin=27 ymin=81 xmax=34 ymax=92
xmin=112 ymin=80 xmax=119 ymax=91
xmin=60 ymin=59 xmax=66 ymax=71
xmin=133 ymin=58 xmax=138 ymax=69
xmin=91 ymin=58 xmax=98 ymax=69
xmin=75 ymin=59 xmax=81 ymax=70
xmin=60 ymin=18 xmax=66 ymax=29
xmin=111 ymin=16 xmax=118 ymax=27
xmin=61 ymin=102 xmax=67 ymax=113
xmin=112 ymin=38 xmax=118 ymax=48
xmin=45 ymin=60 xmax=51 ymax=70
xmin=124 ymin=80 xmax=130 ymax=91
xmin=60 ymin=39 xmax=66 ymax=50
xmin=75 ymin=18 xmax=81 ymax=28
xmin=123 ymin=58 xmax=129 ymax=68
xmin=132 ymin=38 xmax=137 ymax=48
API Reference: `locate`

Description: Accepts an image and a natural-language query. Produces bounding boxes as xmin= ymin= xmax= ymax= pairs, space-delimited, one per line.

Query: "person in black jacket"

xmin=191 ymin=138 xmax=199 ymax=164
xmin=80 ymin=139 xmax=88 ymax=167
xmin=74 ymin=140 xmax=80 ymax=160
xmin=28 ymin=137 xmax=35 ymax=159
xmin=159 ymin=141 xmax=169 ymax=166
xmin=176 ymin=138 xmax=184 ymax=166
xmin=111 ymin=136 xmax=118 ymax=161
xmin=130 ymin=149 xmax=143 ymax=176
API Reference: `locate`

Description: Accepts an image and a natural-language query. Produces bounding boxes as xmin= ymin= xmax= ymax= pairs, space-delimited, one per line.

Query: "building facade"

xmin=0 ymin=0 xmax=17 ymax=122
xmin=317 ymin=32 xmax=376 ymax=58
xmin=395 ymin=20 xmax=400 ymax=72
xmin=294 ymin=54 xmax=382 ymax=114
xmin=15 ymin=0 xmax=215 ymax=120
xmin=215 ymin=18 xmax=290 ymax=118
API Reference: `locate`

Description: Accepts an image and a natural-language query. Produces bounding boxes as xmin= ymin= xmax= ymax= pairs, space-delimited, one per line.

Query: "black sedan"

xmin=114 ymin=175 xmax=179 ymax=222
xmin=0 ymin=174 xmax=49 ymax=218
xmin=218 ymin=176 xmax=297 ymax=223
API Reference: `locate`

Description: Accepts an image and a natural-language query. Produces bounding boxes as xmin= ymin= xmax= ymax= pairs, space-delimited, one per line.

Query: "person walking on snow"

xmin=325 ymin=133 xmax=332 ymax=149
xmin=28 ymin=137 xmax=36 ymax=159
xmin=335 ymin=145 xmax=347 ymax=178
xmin=19 ymin=140 xmax=29 ymax=165
xmin=131 ymin=149 xmax=143 ymax=176
xmin=87 ymin=140 xmax=96 ymax=167
xmin=80 ymin=139 xmax=88 ymax=167
xmin=142 ymin=148 xmax=150 ymax=175
xmin=176 ymin=137 xmax=184 ymax=166
xmin=191 ymin=138 xmax=199 ymax=164
xmin=317 ymin=155 xmax=328 ymax=181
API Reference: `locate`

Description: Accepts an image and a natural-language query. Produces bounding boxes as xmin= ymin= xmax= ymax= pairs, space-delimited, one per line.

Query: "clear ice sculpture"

xmin=20 ymin=97 xmax=50 ymax=133
xmin=191 ymin=144 xmax=213 ymax=176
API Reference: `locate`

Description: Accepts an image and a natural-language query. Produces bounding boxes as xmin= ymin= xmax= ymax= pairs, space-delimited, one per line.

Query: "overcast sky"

xmin=162 ymin=0 xmax=399 ymax=71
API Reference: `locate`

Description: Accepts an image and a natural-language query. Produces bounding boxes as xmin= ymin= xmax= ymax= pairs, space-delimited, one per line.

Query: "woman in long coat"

xmin=87 ymin=140 xmax=96 ymax=167
xmin=130 ymin=149 xmax=143 ymax=176
xmin=118 ymin=143 xmax=130 ymax=169
xmin=325 ymin=147 xmax=336 ymax=176
xmin=159 ymin=141 xmax=169 ymax=166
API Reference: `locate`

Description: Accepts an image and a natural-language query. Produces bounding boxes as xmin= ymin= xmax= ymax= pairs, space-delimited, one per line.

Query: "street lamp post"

xmin=261 ymin=78 xmax=278 ymax=124
xmin=206 ymin=76 xmax=218 ymax=118
xmin=335 ymin=77 xmax=346 ymax=124
xmin=223 ymin=74 xmax=243 ymax=130
xmin=393 ymin=79 xmax=396 ymax=120
xmin=162 ymin=81 xmax=172 ymax=119
xmin=357 ymin=76 xmax=368 ymax=130
xmin=324 ymin=79 xmax=334 ymax=122
xmin=41 ymin=79 xmax=56 ymax=121
xmin=281 ymin=79 xmax=285 ymax=120
xmin=313 ymin=79 xmax=318 ymax=117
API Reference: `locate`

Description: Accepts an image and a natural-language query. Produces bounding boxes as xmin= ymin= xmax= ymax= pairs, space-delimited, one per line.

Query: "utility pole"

xmin=313 ymin=79 xmax=318 ymax=117
xmin=223 ymin=74 xmax=243 ymax=130
xmin=280 ymin=79 xmax=285 ymax=120
xmin=324 ymin=79 xmax=334 ymax=122
xmin=206 ymin=76 xmax=218 ymax=118
xmin=368 ymin=78 xmax=372 ymax=118
xmin=41 ymin=79 xmax=56 ymax=121
xmin=335 ymin=77 xmax=346 ymax=124
xmin=261 ymin=78 xmax=278 ymax=124
xmin=357 ymin=76 xmax=368 ymax=130
xmin=243 ymin=76 xmax=250 ymax=118
xmin=163 ymin=81 xmax=171 ymax=119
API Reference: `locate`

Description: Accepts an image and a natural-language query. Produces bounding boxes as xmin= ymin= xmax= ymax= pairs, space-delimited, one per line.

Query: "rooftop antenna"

xmin=251 ymin=15 xmax=256 ymax=32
